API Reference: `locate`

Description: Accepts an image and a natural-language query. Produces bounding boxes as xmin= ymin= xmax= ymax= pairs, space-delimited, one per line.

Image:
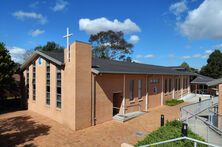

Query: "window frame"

xmin=46 ymin=61 xmax=50 ymax=105
xmin=129 ymin=80 xmax=134 ymax=101
xmin=138 ymin=79 xmax=142 ymax=99
xmin=32 ymin=62 xmax=36 ymax=101
xmin=56 ymin=67 xmax=62 ymax=108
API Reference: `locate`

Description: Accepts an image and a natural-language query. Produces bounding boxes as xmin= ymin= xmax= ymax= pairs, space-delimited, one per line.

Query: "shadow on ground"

xmin=0 ymin=98 xmax=27 ymax=114
xmin=0 ymin=115 xmax=50 ymax=147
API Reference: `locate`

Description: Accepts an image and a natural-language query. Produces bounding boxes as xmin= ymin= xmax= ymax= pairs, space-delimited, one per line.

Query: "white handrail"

xmin=139 ymin=136 xmax=219 ymax=147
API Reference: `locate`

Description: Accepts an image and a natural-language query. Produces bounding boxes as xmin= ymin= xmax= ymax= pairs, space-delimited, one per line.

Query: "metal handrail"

xmin=182 ymin=108 xmax=222 ymax=135
xmin=139 ymin=136 xmax=219 ymax=147
xmin=180 ymin=97 xmax=222 ymax=135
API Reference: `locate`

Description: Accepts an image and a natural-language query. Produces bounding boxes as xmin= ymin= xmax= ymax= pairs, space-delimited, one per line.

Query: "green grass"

xmin=165 ymin=99 xmax=184 ymax=106
xmin=135 ymin=120 xmax=206 ymax=147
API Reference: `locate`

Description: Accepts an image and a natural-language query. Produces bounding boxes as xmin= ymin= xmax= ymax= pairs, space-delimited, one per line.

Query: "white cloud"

xmin=13 ymin=11 xmax=47 ymax=24
xmin=168 ymin=54 xmax=175 ymax=58
xmin=178 ymin=0 xmax=222 ymax=39
xmin=52 ymin=0 xmax=68 ymax=12
xmin=136 ymin=54 xmax=155 ymax=59
xmin=144 ymin=54 xmax=155 ymax=58
xmin=192 ymin=54 xmax=201 ymax=58
xmin=129 ymin=35 xmax=140 ymax=44
xmin=205 ymin=49 xmax=213 ymax=54
xmin=214 ymin=44 xmax=222 ymax=49
xmin=29 ymin=29 xmax=45 ymax=37
xmin=181 ymin=55 xmax=191 ymax=59
xmin=79 ymin=17 xmax=141 ymax=34
xmin=169 ymin=0 xmax=187 ymax=20
xmin=7 ymin=47 xmax=26 ymax=63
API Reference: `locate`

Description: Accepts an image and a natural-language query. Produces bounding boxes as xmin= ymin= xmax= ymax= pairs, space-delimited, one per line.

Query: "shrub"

xmin=165 ymin=99 xmax=184 ymax=106
xmin=135 ymin=120 xmax=206 ymax=147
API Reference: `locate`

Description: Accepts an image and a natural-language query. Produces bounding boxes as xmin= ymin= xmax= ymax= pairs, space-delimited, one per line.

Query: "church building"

xmin=21 ymin=40 xmax=193 ymax=131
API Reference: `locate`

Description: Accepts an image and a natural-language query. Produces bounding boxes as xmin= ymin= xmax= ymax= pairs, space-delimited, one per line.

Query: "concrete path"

xmin=182 ymin=94 xmax=211 ymax=103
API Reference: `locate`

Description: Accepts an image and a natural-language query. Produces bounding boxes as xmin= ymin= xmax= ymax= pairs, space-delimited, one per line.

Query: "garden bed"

xmin=165 ymin=99 xmax=184 ymax=106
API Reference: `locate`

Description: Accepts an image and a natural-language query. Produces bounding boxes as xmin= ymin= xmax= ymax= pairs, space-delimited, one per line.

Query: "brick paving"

xmin=0 ymin=103 xmax=188 ymax=147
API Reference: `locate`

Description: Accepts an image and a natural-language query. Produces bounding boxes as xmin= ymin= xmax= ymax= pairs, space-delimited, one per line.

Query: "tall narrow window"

xmin=187 ymin=78 xmax=189 ymax=88
xmin=183 ymin=78 xmax=186 ymax=89
xmin=138 ymin=80 xmax=142 ymax=99
xmin=175 ymin=79 xmax=178 ymax=91
xmin=178 ymin=79 xmax=181 ymax=90
xmin=56 ymin=67 xmax=62 ymax=108
xmin=26 ymin=68 xmax=29 ymax=98
xmin=129 ymin=80 xmax=134 ymax=101
xmin=32 ymin=62 xmax=36 ymax=100
xmin=169 ymin=79 xmax=172 ymax=92
xmin=164 ymin=79 xmax=168 ymax=93
xmin=46 ymin=62 xmax=50 ymax=105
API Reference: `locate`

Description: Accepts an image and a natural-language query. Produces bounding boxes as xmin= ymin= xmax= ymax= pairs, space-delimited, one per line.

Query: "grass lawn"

xmin=165 ymin=99 xmax=184 ymax=106
xmin=135 ymin=120 xmax=206 ymax=147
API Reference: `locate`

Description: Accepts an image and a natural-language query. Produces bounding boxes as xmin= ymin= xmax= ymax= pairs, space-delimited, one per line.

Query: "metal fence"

xmin=180 ymin=96 xmax=222 ymax=145
xmin=180 ymin=96 xmax=218 ymax=122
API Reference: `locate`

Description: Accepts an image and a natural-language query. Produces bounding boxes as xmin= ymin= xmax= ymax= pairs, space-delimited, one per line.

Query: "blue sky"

xmin=1 ymin=0 xmax=222 ymax=69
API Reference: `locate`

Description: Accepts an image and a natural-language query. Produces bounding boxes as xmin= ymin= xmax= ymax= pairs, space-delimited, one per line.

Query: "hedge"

xmin=135 ymin=120 xmax=206 ymax=147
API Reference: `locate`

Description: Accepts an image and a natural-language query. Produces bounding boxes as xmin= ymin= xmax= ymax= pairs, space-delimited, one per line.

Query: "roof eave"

xmin=20 ymin=50 xmax=63 ymax=72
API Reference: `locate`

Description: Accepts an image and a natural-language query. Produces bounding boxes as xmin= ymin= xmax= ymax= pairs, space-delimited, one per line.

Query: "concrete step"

xmin=113 ymin=111 xmax=145 ymax=122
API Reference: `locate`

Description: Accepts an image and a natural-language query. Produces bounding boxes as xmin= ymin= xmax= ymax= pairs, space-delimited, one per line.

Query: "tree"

xmin=0 ymin=42 xmax=16 ymax=99
xmin=89 ymin=30 xmax=133 ymax=61
xmin=200 ymin=50 xmax=222 ymax=78
xmin=180 ymin=62 xmax=198 ymax=73
xmin=34 ymin=41 xmax=64 ymax=51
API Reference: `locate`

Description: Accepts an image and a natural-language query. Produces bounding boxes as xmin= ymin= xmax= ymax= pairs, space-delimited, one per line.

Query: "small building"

xmin=190 ymin=74 xmax=215 ymax=95
xmin=21 ymin=41 xmax=193 ymax=130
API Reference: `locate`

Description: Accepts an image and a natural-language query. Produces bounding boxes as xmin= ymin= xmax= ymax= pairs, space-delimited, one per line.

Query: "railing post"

xmin=194 ymin=142 xmax=197 ymax=147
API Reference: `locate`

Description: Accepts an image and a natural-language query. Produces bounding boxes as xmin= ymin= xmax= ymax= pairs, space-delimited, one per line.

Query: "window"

xmin=150 ymin=79 xmax=159 ymax=84
xmin=129 ymin=80 xmax=134 ymax=101
xmin=26 ymin=68 xmax=29 ymax=98
xmin=164 ymin=79 xmax=168 ymax=93
xmin=138 ymin=80 xmax=142 ymax=99
xmin=187 ymin=78 xmax=189 ymax=88
xmin=153 ymin=86 xmax=158 ymax=93
xmin=169 ymin=79 xmax=172 ymax=92
xmin=56 ymin=67 xmax=62 ymax=108
xmin=46 ymin=62 xmax=50 ymax=105
xmin=175 ymin=79 xmax=178 ymax=91
xmin=32 ymin=62 xmax=36 ymax=100
xmin=183 ymin=78 xmax=186 ymax=89
xmin=178 ymin=79 xmax=181 ymax=90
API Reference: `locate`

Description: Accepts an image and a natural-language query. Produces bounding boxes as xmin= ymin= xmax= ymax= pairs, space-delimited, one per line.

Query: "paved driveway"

xmin=0 ymin=103 xmax=187 ymax=147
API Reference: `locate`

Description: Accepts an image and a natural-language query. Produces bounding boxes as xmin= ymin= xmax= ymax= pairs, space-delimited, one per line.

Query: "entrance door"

xmin=113 ymin=93 xmax=123 ymax=116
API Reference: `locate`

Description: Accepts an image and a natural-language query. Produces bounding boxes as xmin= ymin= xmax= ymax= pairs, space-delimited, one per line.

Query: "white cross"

xmin=63 ymin=27 xmax=73 ymax=62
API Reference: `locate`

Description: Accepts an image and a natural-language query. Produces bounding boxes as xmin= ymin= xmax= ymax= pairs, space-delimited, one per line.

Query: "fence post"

xmin=161 ymin=114 xmax=164 ymax=127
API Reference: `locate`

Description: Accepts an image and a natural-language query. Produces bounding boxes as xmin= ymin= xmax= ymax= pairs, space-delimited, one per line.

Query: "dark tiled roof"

xmin=21 ymin=50 xmax=194 ymax=76
xmin=207 ymin=78 xmax=222 ymax=86
xmin=40 ymin=50 xmax=64 ymax=62
xmin=191 ymin=74 xmax=214 ymax=84
xmin=92 ymin=58 xmax=193 ymax=75
xmin=167 ymin=66 xmax=187 ymax=71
